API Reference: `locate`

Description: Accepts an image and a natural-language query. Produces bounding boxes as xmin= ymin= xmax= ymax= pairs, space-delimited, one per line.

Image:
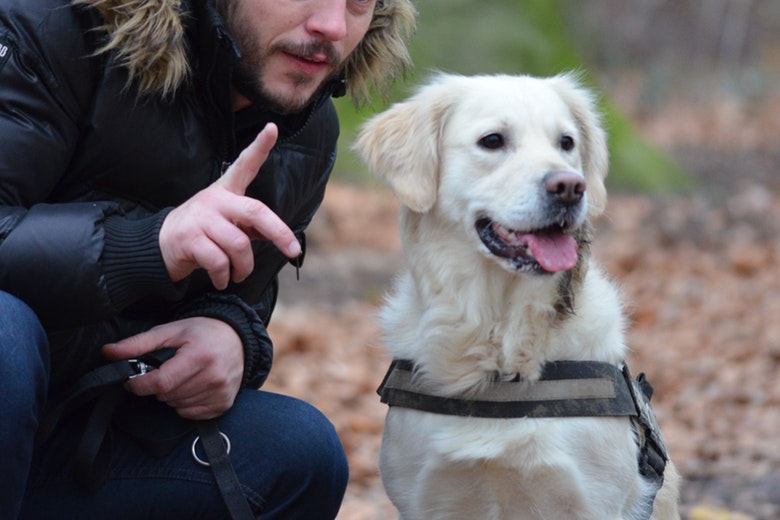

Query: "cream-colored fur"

xmin=355 ymin=73 xmax=680 ymax=520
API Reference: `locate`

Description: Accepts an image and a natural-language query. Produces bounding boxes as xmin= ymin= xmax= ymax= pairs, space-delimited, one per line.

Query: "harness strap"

xmin=378 ymin=359 xmax=638 ymax=418
xmin=377 ymin=358 xmax=669 ymax=512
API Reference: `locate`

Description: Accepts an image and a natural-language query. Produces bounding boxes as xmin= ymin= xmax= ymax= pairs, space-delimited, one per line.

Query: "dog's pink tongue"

xmin=525 ymin=232 xmax=578 ymax=272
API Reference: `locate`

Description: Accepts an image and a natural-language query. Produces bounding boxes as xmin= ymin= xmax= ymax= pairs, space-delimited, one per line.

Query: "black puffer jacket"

xmin=0 ymin=0 xmax=340 ymax=390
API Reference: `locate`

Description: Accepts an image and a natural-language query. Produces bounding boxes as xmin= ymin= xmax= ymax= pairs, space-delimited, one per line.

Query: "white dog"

xmin=354 ymin=73 xmax=680 ymax=520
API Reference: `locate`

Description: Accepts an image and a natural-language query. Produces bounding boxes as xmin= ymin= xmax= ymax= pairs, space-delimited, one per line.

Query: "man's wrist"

xmin=173 ymin=293 xmax=273 ymax=388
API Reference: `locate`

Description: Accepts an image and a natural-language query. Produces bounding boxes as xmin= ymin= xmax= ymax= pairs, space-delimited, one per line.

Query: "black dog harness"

xmin=377 ymin=359 xmax=669 ymax=512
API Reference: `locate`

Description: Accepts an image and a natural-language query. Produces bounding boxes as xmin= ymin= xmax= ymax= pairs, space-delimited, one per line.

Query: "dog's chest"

xmin=385 ymin=407 xmax=634 ymax=475
xmin=417 ymin=307 xmax=564 ymax=387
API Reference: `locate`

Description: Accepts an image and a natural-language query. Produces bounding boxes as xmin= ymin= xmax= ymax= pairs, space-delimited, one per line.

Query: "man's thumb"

xmin=103 ymin=331 xmax=162 ymax=361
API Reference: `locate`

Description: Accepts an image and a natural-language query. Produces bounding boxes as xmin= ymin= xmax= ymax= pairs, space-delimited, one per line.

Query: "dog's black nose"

xmin=543 ymin=171 xmax=586 ymax=206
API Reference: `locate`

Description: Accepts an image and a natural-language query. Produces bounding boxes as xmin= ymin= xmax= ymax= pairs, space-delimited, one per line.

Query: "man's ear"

xmin=353 ymin=78 xmax=455 ymax=213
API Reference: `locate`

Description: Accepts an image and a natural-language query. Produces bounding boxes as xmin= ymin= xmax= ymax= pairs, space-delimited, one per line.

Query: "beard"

xmin=220 ymin=1 xmax=343 ymax=114
xmin=233 ymin=40 xmax=342 ymax=114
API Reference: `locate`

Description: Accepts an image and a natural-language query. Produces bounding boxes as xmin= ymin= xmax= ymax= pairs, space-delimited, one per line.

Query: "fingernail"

xmin=286 ymin=240 xmax=301 ymax=258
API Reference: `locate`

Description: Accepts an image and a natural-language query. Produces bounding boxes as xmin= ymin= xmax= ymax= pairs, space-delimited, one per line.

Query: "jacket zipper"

xmin=219 ymin=161 xmax=231 ymax=176
xmin=277 ymin=83 xmax=337 ymax=144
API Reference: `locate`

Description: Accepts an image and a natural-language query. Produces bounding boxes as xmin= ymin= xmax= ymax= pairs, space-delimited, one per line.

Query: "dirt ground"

xmin=262 ymin=105 xmax=780 ymax=519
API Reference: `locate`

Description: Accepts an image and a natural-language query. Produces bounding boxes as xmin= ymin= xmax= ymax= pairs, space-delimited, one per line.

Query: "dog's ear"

xmin=551 ymin=74 xmax=609 ymax=218
xmin=353 ymin=80 xmax=454 ymax=213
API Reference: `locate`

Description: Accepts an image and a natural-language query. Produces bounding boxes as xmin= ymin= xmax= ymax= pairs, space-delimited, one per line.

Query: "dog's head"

xmin=354 ymin=73 xmax=608 ymax=276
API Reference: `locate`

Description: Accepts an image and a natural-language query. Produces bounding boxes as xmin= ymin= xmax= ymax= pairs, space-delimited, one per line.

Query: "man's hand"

xmin=159 ymin=123 xmax=301 ymax=290
xmin=103 ymin=318 xmax=245 ymax=420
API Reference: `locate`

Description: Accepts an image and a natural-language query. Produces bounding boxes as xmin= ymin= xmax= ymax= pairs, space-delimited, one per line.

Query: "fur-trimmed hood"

xmin=73 ymin=0 xmax=416 ymax=103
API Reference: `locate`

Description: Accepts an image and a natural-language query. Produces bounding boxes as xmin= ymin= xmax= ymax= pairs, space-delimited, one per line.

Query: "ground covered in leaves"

xmin=263 ymin=108 xmax=780 ymax=519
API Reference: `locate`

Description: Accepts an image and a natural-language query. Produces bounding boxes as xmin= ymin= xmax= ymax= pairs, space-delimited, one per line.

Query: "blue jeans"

xmin=1 ymin=291 xmax=349 ymax=519
xmin=0 ymin=292 xmax=49 ymax=520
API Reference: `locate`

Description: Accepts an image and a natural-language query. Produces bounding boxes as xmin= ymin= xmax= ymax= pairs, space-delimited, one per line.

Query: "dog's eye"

xmin=478 ymin=133 xmax=505 ymax=150
xmin=559 ymin=134 xmax=575 ymax=152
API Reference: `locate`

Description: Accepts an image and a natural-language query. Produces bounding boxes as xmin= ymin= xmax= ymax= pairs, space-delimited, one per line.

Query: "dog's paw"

xmin=507 ymin=354 xmax=544 ymax=382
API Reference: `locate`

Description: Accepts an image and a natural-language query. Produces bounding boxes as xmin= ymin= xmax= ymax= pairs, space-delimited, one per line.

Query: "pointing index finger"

xmin=218 ymin=123 xmax=279 ymax=195
xmin=215 ymin=123 xmax=301 ymax=259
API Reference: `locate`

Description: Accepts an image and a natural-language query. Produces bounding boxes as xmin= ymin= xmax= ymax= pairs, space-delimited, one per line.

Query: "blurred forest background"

xmin=265 ymin=2 xmax=780 ymax=519
xmin=333 ymin=0 xmax=780 ymax=193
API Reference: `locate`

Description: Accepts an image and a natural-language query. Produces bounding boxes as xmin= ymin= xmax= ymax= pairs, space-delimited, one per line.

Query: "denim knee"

xmin=225 ymin=391 xmax=349 ymax=519
xmin=0 ymin=291 xmax=50 ymax=519
xmin=0 ymin=291 xmax=49 ymax=399
xmin=267 ymin=397 xmax=349 ymax=508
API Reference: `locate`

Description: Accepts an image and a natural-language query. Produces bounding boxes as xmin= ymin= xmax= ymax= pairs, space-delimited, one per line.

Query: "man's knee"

xmin=0 ymin=291 xmax=49 ymax=519
xmin=264 ymin=398 xmax=348 ymax=518
xmin=275 ymin=397 xmax=349 ymax=487
xmin=226 ymin=392 xmax=349 ymax=518
xmin=0 ymin=291 xmax=49 ymax=403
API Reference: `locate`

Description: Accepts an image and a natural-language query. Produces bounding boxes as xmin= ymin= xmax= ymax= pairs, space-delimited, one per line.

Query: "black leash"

xmin=38 ymin=348 xmax=254 ymax=519
xmin=195 ymin=420 xmax=255 ymax=520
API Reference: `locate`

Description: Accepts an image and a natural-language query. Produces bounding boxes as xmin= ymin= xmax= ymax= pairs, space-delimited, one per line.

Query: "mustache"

xmin=275 ymin=40 xmax=341 ymax=65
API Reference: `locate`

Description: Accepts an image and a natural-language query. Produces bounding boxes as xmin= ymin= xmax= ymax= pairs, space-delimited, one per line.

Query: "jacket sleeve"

xmin=0 ymin=3 xmax=184 ymax=330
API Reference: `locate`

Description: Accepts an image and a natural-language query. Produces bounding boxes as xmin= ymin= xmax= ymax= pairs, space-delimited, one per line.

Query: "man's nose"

xmin=305 ymin=0 xmax=349 ymax=42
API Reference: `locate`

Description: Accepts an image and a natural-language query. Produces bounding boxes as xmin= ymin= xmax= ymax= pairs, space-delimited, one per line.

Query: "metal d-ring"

xmin=191 ymin=431 xmax=231 ymax=467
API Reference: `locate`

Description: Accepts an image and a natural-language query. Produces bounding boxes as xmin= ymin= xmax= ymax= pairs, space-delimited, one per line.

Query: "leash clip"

xmin=127 ymin=359 xmax=153 ymax=379
xmin=126 ymin=348 xmax=177 ymax=379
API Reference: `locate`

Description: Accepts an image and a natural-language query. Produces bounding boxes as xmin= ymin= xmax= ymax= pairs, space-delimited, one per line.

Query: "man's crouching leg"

xmin=0 ymin=291 xmax=50 ymax=520
xmin=21 ymin=388 xmax=349 ymax=520
xmin=217 ymin=389 xmax=350 ymax=519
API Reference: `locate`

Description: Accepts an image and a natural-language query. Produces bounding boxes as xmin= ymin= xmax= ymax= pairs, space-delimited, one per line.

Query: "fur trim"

xmin=345 ymin=0 xmax=417 ymax=105
xmin=73 ymin=0 xmax=190 ymax=99
xmin=73 ymin=0 xmax=415 ymax=104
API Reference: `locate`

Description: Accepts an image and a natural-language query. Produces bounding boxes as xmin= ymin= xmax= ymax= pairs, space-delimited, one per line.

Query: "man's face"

xmin=222 ymin=0 xmax=376 ymax=113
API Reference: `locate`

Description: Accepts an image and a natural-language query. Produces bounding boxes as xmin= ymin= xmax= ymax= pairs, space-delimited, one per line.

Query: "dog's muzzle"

xmin=475 ymin=171 xmax=587 ymax=274
xmin=475 ymin=217 xmax=580 ymax=274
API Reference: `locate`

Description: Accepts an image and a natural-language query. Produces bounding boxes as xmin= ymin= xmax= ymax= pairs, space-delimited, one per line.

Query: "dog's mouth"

xmin=476 ymin=217 xmax=579 ymax=274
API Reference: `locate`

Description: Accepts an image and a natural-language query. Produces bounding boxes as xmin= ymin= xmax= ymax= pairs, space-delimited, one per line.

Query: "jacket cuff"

xmin=173 ymin=293 xmax=273 ymax=389
xmin=102 ymin=211 xmax=188 ymax=310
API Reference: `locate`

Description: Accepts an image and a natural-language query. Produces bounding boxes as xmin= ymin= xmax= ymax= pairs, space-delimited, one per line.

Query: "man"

xmin=0 ymin=0 xmax=416 ymax=518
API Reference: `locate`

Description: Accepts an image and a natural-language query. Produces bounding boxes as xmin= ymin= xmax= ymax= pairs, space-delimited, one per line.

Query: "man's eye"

xmin=349 ymin=0 xmax=375 ymax=15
